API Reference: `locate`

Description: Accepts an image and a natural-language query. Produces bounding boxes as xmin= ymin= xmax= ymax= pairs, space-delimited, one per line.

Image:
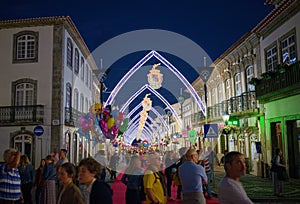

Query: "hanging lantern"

xmin=147 ymin=63 xmax=163 ymax=89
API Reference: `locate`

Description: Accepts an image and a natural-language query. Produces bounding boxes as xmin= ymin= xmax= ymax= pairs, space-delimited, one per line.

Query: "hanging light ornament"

xmin=136 ymin=94 xmax=152 ymax=141
xmin=147 ymin=63 xmax=163 ymax=89
xmin=142 ymin=93 xmax=152 ymax=111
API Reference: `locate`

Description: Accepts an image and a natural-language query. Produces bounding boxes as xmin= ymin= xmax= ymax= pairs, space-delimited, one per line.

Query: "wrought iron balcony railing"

xmin=0 ymin=105 xmax=44 ymax=125
xmin=65 ymin=107 xmax=83 ymax=127
xmin=192 ymin=91 xmax=258 ymax=125
xmin=256 ymin=62 xmax=300 ymax=99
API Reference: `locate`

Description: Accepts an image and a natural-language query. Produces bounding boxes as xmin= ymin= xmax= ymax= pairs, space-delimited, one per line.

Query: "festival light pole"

xmin=93 ymin=67 xmax=111 ymax=104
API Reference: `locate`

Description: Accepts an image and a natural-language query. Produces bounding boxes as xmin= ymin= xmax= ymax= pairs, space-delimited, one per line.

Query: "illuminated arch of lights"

xmin=125 ymin=122 xmax=157 ymax=142
xmin=105 ymin=50 xmax=206 ymax=116
xmin=127 ymin=112 xmax=162 ymax=136
xmin=120 ymin=84 xmax=182 ymax=128
xmin=125 ymin=103 xmax=170 ymax=132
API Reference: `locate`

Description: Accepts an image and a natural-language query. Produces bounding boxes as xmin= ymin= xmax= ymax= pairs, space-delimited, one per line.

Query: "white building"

xmin=0 ymin=16 xmax=100 ymax=167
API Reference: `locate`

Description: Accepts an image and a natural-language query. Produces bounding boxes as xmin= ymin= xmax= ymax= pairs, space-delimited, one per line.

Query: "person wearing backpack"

xmin=121 ymin=155 xmax=144 ymax=204
xmin=143 ymin=152 xmax=167 ymax=204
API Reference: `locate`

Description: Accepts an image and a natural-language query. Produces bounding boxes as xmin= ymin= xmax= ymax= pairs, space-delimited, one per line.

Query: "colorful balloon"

xmin=107 ymin=117 xmax=115 ymax=129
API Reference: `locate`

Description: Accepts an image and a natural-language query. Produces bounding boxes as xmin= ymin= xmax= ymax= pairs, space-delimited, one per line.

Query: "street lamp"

xmin=222 ymin=111 xmax=230 ymax=124
xmin=222 ymin=111 xmax=230 ymax=151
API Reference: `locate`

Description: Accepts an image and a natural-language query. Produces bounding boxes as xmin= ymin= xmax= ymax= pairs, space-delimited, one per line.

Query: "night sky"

xmin=0 ymin=0 xmax=273 ymax=60
xmin=0 ymin=0 xmax=274 ymax=108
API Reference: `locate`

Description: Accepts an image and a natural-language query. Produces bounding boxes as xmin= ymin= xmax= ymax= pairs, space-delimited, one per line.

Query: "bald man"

xmin=179 ymin=148 xmax=208 ymax=204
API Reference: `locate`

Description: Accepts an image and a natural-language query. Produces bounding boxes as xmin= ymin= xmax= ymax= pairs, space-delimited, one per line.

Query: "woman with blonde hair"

xmin=18 ymin=155 xmax=34 ymax=204
xmin=121 ymin=155 xmax=144 ymax=204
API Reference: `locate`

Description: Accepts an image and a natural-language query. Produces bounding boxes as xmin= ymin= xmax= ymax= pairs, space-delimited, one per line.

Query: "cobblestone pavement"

xmin=210 ymin=166 xmax=300 ymax=204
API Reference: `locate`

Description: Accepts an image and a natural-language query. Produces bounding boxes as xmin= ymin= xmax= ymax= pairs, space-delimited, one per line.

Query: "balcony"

xmin=207 ymin=91 xmax=258 ymax=119
xmin=65 ymin=107 xmax=83 ymax=127
xmin=0 ymin=105 xmax=44 ymax=126
xmin=256 ymin=62 xmax=300 ymax=101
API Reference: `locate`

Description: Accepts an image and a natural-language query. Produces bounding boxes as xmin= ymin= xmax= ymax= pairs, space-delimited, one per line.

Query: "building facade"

xmin=192 ymin=0 xmax=300 ymax=178
xmin=0 ymin=16 xmax=100 ymax=167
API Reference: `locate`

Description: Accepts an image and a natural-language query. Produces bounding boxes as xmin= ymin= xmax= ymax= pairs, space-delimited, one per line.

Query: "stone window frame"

xmin=11 ymin=78 xmax=37 ymax=106
xmin=74 ymin=48 xmax=79 ymax=75
xmin=278 ymin=28 xmax=297 ymax=64
xmin=265 ymin=41 xmax=278 ymax=72
xmin=13 ymin=31 xmax=39 ymax=64
xmin=66 ymin=38 xmax=73 ymax=69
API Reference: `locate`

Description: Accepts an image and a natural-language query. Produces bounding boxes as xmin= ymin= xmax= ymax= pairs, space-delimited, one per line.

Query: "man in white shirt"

xmin=218 ymin=151 xmax=253 ymax=204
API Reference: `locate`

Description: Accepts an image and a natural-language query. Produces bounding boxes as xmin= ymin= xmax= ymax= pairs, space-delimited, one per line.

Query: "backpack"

xmin=140 ymin=171 xmax=160 ymax=201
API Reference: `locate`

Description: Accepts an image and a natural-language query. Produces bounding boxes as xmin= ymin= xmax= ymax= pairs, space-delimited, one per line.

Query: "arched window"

xmin=80 ymin=57 xmax=85 ymax=81
xmin=14 ymin=135 xmax=33 ymax=161
xmin=74 ymin=48 xmax=79 ymax=74
xmin=234 ymin=73 xmax=242 ymax=96
xmin=225 ymin=79 xmax=231 ymax=100
xmin=89 ymin=70 xmax=92 ymax=90
xmin=85 ymin=97 xmax=89 ymax=113
xmin=66 ymin=83 xmax=72 ymax=108
xmin=66 ymin=38 xmax=73 ymax=68
xmin=15 ymin=83 xmax=34 ymax=106
xmin=85 ymin=65 xmax=89 ymax=86
xmin=80 ymin=94 xmax=84 ymax=112
xmin=218 ymin=83 xmax=223 ymax=102
xmin=74 ymin=89 xmax=79 ymax=110
xmin=13 ymin=31 xmax=38 ymax=63
xmin=246 ymin=66 xmax=255 ymax=91
xmin=73 ymin=132 xmax=78 ymax=164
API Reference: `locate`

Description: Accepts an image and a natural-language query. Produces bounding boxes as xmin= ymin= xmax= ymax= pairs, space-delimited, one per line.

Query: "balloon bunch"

xmin=78 ymin=103 xmax=121 ymax=141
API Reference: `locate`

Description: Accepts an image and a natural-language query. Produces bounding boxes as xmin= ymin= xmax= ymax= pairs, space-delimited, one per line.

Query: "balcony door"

xmin=286 ymin=120 xmax=300 ymax=179
xmin=15 ymin=83 xmax=34 ymax=106
xmin=12 ymin=80 xmax=37 ymax=121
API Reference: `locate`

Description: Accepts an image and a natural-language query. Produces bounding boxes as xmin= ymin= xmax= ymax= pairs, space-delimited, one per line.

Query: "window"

xmin=211 ymin=88 xmax=216 ymax=105
xmin=218 ymin=83 xmax=223 ymax=102
xmin=74 ymin=89 xmax=79 ymax=110
xmin=13 ymin=31 xmax=38 ymax=63
xmin=246 ymin=66 xmax=255 ymax=91
xmin=234 ymin=73 xmax=242 ymax=96
xmin=74 ymin=49 xmax=79 ymax=74
xmin=15 ymin=83 xmax=34 ymax=106
xmin=89 ymin=70 xmax=92 ymax=89
xmin=85 ymin=98 xmax=89 ymax=113
xmin=80 ymin=57 xmax=84 ymax=81
xmin=12 ymin=79 xmax=37 ymax=106
xmin=14 ymin=135 xmax=32 ymax=161
xmin=266 ymin=45 xmax=278 ymax=71
xmin=80 ymin=94 xmax=84 ymax=112
xmin=85 ymin=65 xmax=89 ymax=86
xmin=225 ymin=79 xmax=231 ymax=100
xmin=281 ymin=34 xmax=296 ymax=64
xmin=66 ymin=83 xmax=72 ymax=108
xmin=67 ymin=38 xmax=73 ymax=68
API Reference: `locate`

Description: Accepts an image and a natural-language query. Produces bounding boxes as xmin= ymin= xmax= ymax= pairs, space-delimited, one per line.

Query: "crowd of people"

xmin=0 ymin=148 xmax=113 ymax=204
xmin=0 ymin=145 xmax=287 ymax=204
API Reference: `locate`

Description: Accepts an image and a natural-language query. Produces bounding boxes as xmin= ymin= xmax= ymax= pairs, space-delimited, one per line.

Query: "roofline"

xmin=252 ymin=0 xmax=294 ymax=33
xmin=0 ymin=16 xmax=97 ymax=69
xmin=213 ymin=32 xmax=251 ymax=65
